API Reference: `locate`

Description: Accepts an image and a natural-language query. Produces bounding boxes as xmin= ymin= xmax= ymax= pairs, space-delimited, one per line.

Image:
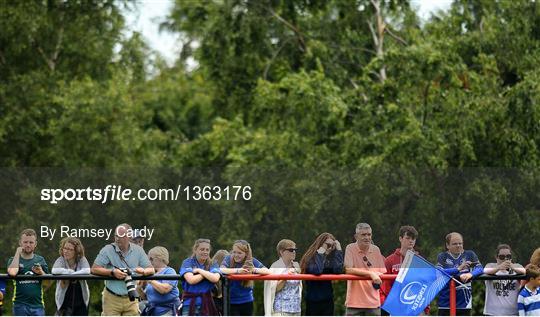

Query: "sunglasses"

xmin=498 ymin=254 xmax=512 ymax=261
xmin=285 ymin=248 xmax=298 ymax=252
xmin=235 ymin=240 xmax=249 ymax=245
xmin=363 ymin=256 xmax=372 ymax=267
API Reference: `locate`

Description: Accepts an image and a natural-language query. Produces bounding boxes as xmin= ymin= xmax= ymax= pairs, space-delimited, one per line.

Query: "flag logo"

xmin=382 ymin=251 xmax=452 ymax=316
xmin=400 ymin=281 xmax=426 ymax=305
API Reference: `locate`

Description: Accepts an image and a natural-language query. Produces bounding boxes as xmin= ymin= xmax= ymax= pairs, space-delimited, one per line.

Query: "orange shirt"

xmin=344 ymin=243 xmax=386 ymax=308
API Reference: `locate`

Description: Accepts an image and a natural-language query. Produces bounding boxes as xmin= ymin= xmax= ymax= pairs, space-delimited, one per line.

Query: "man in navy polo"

xmin=436 ymin=232 xmax=483 ymax=316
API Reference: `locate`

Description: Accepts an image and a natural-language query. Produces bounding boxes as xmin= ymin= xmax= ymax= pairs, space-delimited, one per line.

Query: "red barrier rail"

xmin=226 ymin=273 xmax=397 ymax=281
xmin=224 ymin=274 xmax=398 ymax=316
xmin=224 ymin=273 xmax=461 ymax=316
xmin=3 ymin=273 xmax=517 ymax=315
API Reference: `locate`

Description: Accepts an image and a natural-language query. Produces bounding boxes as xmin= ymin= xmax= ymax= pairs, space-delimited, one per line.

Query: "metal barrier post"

xmin=222 ymin=277 xmax=230 ymax=316
xmin=449 ymin=279 xmax=456 ymax=316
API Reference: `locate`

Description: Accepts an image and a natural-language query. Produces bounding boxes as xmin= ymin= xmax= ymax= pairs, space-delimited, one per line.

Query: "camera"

xmin=118 ymin=268 xmax=139 ymax=302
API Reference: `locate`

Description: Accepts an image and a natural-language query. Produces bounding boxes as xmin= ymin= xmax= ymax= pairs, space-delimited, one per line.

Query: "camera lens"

xmin=121 ymin=269 xmax=139 ymax=302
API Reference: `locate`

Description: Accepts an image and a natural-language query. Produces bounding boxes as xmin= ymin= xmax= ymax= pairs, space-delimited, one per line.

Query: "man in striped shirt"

xmin=518 ymin=264 xmax=540 ymax=316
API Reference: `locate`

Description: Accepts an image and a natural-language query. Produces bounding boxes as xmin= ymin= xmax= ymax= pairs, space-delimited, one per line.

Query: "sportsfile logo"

xmin=399 ymin=281 xmax=428 ymax=309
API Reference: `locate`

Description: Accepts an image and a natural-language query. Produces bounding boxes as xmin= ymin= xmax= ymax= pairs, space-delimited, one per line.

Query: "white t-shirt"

xmin=484 ymin=262 xmax=524 ymax=316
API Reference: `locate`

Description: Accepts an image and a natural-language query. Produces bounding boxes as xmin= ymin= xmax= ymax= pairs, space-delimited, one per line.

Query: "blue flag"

xmin=382 ymin=251 xmax=451 ymax=316
xmin=0 ymin=277 xmax=5 ymax=293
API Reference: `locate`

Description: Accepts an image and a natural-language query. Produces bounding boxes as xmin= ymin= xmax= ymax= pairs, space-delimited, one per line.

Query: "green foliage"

xmin=2 ymin=0 xmax=540 ymax=315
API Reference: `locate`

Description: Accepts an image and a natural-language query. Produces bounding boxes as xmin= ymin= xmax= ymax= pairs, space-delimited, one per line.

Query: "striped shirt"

xmin=518 ymin=285 xmax=540 ymax=316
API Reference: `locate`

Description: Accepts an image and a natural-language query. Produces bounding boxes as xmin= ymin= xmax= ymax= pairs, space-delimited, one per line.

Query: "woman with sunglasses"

xmin=483 ymin=244 xmax=525 ymax=316
xmin=299 ymin=233 xmax=343 ymax=316
xmin=139 ymin=246 xmax=181 ymax=316
xmin=180 ymin=239 xmax=221 ymax=316
xmin=263 ymin=239 xmax=302 ymax=316
xmin=221 ymin=240 xmax=271 ymax=315
xmin=51 ymin=237 xmax=90 ymax=316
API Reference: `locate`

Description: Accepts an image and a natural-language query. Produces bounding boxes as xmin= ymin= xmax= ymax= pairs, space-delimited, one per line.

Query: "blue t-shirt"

xmin=179 ymin=257 xmax=220 ymax=307
xmin=146 ymin=267 xmax=180 ymax=315
xmin=518 ymin=285 xmax=540 ymax=315
xmin=221 ymin=255 xmax=265 ymax=304
xmin=436 ymin=250 xmax=483 ymax=309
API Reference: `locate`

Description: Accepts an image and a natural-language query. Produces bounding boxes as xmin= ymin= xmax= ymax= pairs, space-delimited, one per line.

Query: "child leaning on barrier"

xmin=517 ymin=264 xmax=540 ymax=316
xmin=211 ymin=249 xmax=230 ymax=316
xmin=180 ymin=239 xmax=221 ymax=316
xmin=220 ymin=239 xmax=271 ymax=316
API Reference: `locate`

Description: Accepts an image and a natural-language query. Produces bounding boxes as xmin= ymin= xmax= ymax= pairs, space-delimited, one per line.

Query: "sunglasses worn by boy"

xmin=498 ymin=254 xmax=512 ymax=261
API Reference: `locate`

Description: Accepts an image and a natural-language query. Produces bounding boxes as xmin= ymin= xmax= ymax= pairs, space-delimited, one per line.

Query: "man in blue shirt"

xmin=436 ymin=232 xmax=483 ymax=316
xmin=91 ymin=223 xmax=155 ymax=316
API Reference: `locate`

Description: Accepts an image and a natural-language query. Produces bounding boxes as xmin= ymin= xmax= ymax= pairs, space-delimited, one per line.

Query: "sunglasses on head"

xmin=235 ymin=240 xmax=249 ymax=245
xmin=498 ymin=254 xmax=512 ymax=260
xmin=363 ymin=256 xmax=372 ymax=267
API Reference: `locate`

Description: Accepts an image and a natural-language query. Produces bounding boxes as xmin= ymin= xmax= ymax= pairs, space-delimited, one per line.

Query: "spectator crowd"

xmin=1 ymin=224 xmax=539 ymax=316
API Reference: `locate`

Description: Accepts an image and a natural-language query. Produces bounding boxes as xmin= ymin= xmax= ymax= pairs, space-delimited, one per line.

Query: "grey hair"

xmin=116 ymin=223 xmax=132 ymax=231
xmin=355 ymin=223 xmax=371 ymax=233
xmin=148 ymin=246 xmax=169 ymax=265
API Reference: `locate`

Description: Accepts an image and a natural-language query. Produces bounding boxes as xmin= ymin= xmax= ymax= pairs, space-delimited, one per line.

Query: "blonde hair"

xmin=276 ymin=239 xmax=295 ymax=256
xmin=530 ymin=248 xmax=540 ymax=266
xmin=526 ymin=264 xmax=540 ymax=280
xmin=192 ymin=238 xmax=212 ymax=270
xmin=149 ymin=246 xmax=169 ymax=265
xmin=212 ymin=249 xmax=229 ymax=267
xmin=212 ymin=249 xmax=229 ymax=298
xmin=231 ymin=240 xmax=254 ymax=288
